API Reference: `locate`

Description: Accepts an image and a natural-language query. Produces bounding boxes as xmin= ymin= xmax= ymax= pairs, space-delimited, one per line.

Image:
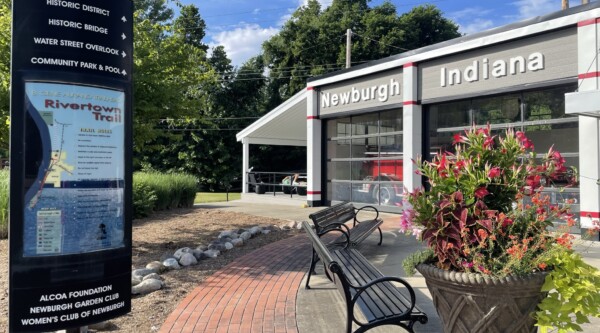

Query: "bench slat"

xmin=334 ymin=249 xmax=411 ymax=320
xmin=302 ymin=220 xmax=427 ymax=332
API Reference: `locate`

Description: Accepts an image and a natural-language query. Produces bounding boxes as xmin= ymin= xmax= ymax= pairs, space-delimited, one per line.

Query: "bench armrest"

xmin=319 ymin=224 xmax=351 ymax=248
xmin=353 ymin=276 xmax=416 ymax=312
xmin=354 ymin=205 xmax=379 ymax=225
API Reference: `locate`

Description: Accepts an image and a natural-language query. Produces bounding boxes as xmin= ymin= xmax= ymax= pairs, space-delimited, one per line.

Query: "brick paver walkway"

xmin=160 ymin=234 xmax=310 ymax=333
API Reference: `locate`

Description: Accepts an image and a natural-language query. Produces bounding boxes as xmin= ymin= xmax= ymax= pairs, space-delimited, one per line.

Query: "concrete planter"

xmin=416 ymin=264 xmax=548 ymax=333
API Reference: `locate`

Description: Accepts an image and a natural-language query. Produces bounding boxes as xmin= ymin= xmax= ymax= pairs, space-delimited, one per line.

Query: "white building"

xmin=237 ymin=2 xmax=600 ymax=234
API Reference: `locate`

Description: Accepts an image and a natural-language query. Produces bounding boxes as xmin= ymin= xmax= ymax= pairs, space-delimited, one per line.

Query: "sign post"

xmin=9 ymin=1 xmax=133 ymax=331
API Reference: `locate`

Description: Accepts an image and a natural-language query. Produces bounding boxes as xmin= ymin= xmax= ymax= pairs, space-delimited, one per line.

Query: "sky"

xmin=175 ymin=0 xmax=596 ymax=66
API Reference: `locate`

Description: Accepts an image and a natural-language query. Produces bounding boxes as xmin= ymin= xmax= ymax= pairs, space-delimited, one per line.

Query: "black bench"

xmin=306 ymin=202 xmax=383 ymax=287
xmin=309 ymin=202 xmax=383 ymax=246
xmin=302 ymin=220 xmax=428 ymax=333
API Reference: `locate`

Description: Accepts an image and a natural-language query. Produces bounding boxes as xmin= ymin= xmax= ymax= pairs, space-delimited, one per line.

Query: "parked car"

xmin=281 ymin=174 xmax=307 ymax=195
xmin=364 ymin=174 xmax=402 ymax=205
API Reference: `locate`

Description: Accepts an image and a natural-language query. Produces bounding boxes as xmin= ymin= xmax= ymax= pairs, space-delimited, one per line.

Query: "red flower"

xmin=483 ymin=136 xmax=495 ymax=149
xmin=516 ymin=131 xmax=534 ymax=150
xmin=488 ymin=167 xmax=501 ymax=178
xmin=453 ymin=133 xmax=465 ymax=145
xmin=474 ymin=187 xmax=489 ymax=199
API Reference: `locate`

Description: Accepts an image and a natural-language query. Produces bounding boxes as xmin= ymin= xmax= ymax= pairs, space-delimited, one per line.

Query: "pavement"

xmin=160 ymin=199 xmax=600 ymax=333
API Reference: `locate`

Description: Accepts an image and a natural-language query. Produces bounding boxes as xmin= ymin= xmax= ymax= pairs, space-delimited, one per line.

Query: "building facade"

xmin=302 ymin=3 xmax=600 ymax=232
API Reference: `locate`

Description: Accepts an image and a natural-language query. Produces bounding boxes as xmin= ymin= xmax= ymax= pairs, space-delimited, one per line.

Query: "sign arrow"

xmin=121 ymin=16 xmax=127 ymax=23
xmin=121 ymin=33 xmax=126 ymax=40
xmin=122 ymin=70 xmax=127 ymax=76
xmin=122 ymin=51 xmax=127 ymax=58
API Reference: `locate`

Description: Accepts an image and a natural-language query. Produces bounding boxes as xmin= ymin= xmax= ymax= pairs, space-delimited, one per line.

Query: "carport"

xmin=236 ymin=89 xmax=307 ymax=195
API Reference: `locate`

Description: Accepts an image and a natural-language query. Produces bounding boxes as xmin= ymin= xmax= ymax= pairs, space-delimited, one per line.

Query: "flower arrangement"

xmin=402 ymin=124 xmax=600 ymax=332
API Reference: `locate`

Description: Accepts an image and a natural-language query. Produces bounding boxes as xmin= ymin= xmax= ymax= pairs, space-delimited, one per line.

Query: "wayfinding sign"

xmin=9 ymin=1 xmax=133 ymax=331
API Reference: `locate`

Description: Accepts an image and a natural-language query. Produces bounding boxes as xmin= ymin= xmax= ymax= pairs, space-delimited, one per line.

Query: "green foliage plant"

xmin=133 ymin=172 xmax=197 ymax=214
xmin=132 ymin=180 xmax=157 ymax=219
xmin=402 ymin=124 xmax=600 ymax=331
xmin=0 ymin=168 xmax=8 ymax=238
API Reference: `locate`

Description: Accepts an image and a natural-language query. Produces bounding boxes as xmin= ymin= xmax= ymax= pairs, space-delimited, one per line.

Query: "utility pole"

xmin=346 ymin=28 xmax=352 ymax=69
xmin=562 ymin=0 xmax=569 ymax=10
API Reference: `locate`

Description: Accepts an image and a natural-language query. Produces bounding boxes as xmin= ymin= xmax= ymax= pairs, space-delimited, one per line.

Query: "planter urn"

xmin=416 ymin=264 xmax=548 ymax=333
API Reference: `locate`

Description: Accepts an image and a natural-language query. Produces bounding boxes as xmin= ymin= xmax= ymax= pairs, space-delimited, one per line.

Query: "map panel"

xmin=23 ymin=82 xmax=125 ymax=256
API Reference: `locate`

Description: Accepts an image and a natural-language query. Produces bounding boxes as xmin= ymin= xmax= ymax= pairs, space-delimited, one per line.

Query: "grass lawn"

xmin=194 ymin=192 xmax=241 ymax=204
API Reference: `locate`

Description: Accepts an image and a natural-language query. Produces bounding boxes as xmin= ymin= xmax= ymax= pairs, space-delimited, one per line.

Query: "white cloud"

xmin=297 ymin=0 xmax=331 ymax=8
xmin=511 ymin=0 xmax=558 ymax=20
xmin=459 ymin=18 xmax=495 ymax=35
xmin=449 ymin=7 xmax=495 ymax=35
xmin=209 ymin=24 xmax=279 ymax=66
xmin=450 ymin=7 xmax=493 ymax=20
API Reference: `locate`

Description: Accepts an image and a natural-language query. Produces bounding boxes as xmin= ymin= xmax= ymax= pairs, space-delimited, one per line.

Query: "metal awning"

xmin=565 ymin=90 xmax=600 ymax=118
xmin=236 ymin=89 xmax=307 ymax=146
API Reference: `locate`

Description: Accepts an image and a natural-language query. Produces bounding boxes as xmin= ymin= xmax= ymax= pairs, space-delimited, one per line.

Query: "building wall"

xmin=306 ymin=4 xmax=600 ymax=221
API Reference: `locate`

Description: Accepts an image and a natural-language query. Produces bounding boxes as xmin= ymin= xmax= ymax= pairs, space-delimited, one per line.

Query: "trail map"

xmin=23 ymin=83 xmax=125 ymax=256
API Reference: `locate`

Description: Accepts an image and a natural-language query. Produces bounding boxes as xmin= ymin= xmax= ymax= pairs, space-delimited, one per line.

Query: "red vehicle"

xmin=357 ymin=158 xmax=403 ymax=205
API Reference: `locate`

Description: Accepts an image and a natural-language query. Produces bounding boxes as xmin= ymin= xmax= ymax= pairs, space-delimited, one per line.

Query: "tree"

xmin=142 ymin=54 xmax=270 ymax=191
xmin=398 ymin=5 xmax=461 ymax=51
xmin=134 ymin=0 xmax=173 ymax=24
xmin=262 ymin=0 xmax=461 ymax=102
xmin=0 ymin=0 xmax=11 ymax=154
xmin=174 ymin=4 xmax=208 ymax=51
xmin=132 ymin=12 xmax=214 ymax=161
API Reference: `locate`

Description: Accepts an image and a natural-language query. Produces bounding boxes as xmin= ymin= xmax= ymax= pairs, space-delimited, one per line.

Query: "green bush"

xmin=132 ymin=179 xmax=157 ymax=219
xmin=0 ymin=169 xmax=7 ymax=238
xmin=133 ymin=172 xmax=198 ymax=214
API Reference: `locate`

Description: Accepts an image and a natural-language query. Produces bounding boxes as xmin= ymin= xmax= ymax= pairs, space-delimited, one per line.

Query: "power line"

xmin=351 ymin=31 xmax=410 ymax=52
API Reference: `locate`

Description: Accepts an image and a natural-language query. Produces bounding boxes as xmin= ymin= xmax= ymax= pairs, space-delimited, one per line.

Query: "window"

xmin=326 ymin=109 xmax=403 ymax=207
xmin=427 ymin=84 xmax=579 ymax=211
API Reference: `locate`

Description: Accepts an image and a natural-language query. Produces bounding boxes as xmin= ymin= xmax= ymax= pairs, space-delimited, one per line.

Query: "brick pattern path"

xmin=160 ymin=235 xmax=310 ymax=333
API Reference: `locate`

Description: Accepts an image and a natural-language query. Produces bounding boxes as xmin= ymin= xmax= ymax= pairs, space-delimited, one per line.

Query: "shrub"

xmin=0 ymin=169 xmax=7 ymax=238
xmin=133 ymin=171 xmax=198 ymax=213
xmin=132 ymin=179 xmax=157 ymax=219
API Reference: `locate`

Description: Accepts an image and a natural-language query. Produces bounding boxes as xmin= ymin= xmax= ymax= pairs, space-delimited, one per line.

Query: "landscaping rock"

xmin=143 ymin=273 xmax=162 ymax=281
xmin=249 ymin=226 xmax=262 ymax=236
xmin=132 ymin=268 xmax=155 ymax=279
xmin=231 ymin=238 xmax=244 ymax=247
xmin=218 ymin=230 xmax=236 ymax=239
xmin=131 ymin=278 xmax=163 ymax=295
xmin=261 ymin=230 xmax=271 ymax=235
xmin=196 ymin=245 xmax=208 ymax=252
xmin=179 ymin=253 xmax=198 ymax=266
xmin=159 ymin=252 xmax=176 ymax=262
xmin=208 ymin=243 xmax=226 ymax=252
xmin=203 ymin=249 xmax=220 ymax=258
xmin=162 ymin=258 xmax=181 ymax=270
xmin=174 ymin=247 xmax=192 ymax=260
xmin=132 ymin=276 xmax=143 ymax=286
xmin=146 ymin=261 xmax=164 ymax=273
xmin=192 ymin=249 xmax=205 ymax=260
xmin=240 ymin=231 xmax=252 ymax=241
xmin=224 ymin=242 xmax=234 ymax=250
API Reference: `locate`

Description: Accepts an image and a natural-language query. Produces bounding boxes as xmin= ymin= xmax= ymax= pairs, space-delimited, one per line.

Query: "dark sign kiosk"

xmin=9 ymin=1 xmax=133 ymax=331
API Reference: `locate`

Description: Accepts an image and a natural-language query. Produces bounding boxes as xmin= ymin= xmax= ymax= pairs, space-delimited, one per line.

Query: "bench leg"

xmin=305 ymin=250 xmax=319 ymax=289
xmin=377 ymin=227 xmax=383 ymax=246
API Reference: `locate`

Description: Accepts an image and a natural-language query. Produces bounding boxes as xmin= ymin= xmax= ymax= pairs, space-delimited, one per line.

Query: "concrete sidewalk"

xmin=162 ymin=200 xmax=600 ymax=333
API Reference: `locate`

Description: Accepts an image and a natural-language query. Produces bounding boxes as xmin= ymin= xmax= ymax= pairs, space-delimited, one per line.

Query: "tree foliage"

xmin=0 ymin=0 xmax=10 ymax=155
xmin=262 ymin=0 xmax=461 ymax=103
xmin=133 ymin=0 xmax=174 ymax=24
xmin=132 ymin=9 xmax=213 ymax=160
xmin=174 ymin=4 xmax=208 ymax=51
